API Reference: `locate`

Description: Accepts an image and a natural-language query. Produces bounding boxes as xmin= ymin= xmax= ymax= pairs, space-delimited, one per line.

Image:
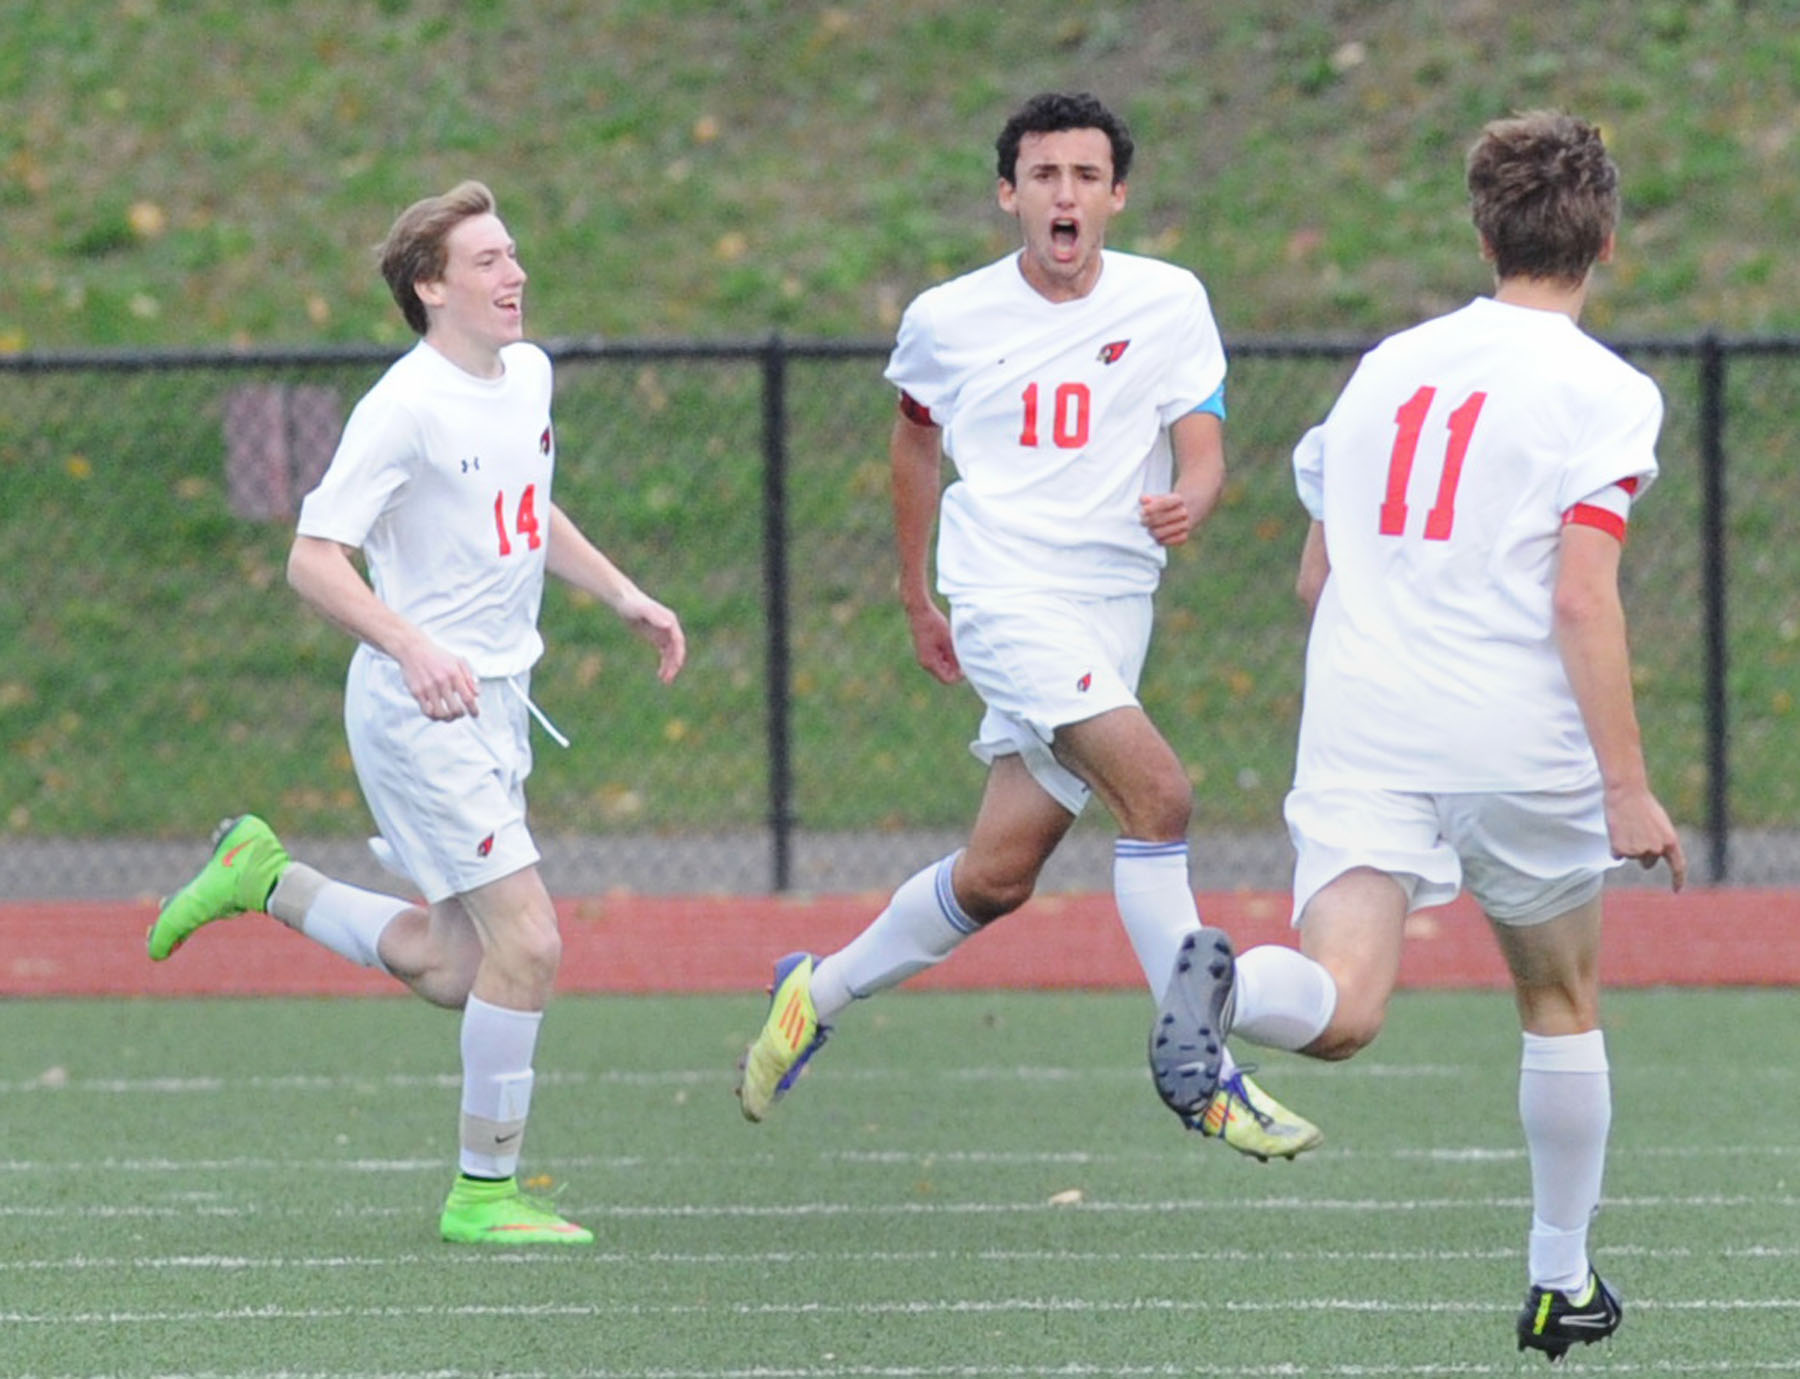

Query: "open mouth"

xmin=1050 ymin=219 xmax=1079 ymax=255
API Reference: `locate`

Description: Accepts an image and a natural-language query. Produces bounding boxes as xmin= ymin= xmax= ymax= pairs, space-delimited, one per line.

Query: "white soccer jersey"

xmin=885 ymin=249 xmax=1226 ymax=599
xmin=297 ymin=340 xmax=556 ymax=677
xmin=1293 ymin=296 xmax=1661 ymax=791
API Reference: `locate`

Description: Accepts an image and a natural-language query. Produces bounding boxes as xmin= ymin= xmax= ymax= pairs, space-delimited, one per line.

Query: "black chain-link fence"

xmin=2 ymin=334 xmax=1794 ymax=899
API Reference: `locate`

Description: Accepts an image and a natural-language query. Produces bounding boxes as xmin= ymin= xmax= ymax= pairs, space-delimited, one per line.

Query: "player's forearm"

xmin=545 ymin=503 xmax=643 ymax=613
xmin=1169 ymin=411 xmax=1225 ymax=529
xmin=889 ymin=417 xmax=942 ymax=611
xmin=286 ymin=535 xmax=429 ymax=662
xmin=1296 ymin=522 xmax=1329 ymax=612
xmin=1554 ymin=585 xmax=1650 ymax=792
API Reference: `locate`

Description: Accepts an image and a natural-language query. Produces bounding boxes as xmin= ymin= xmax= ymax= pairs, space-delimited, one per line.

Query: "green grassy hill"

xmin=5 ymin=0 xmax=1799 ymax=351
xmin=3 ymin=1 xmax=1797 ymax=844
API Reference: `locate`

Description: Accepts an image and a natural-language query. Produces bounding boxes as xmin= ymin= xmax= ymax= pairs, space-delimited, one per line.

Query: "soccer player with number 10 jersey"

xmin=737 ymin=92 xmax=1319 ymax=1162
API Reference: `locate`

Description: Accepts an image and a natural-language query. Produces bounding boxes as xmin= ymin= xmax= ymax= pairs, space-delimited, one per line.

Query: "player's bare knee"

xmin=1308 ymin=999 xmax=1386 ymax=1060
xmin=490 ymin=915 xmax=562 ymax=984
xmin=1516 ymin=979 xmax=1600 ymax=1036
xmin=1115 ymin=784 xmax=1192 ymax=843
xmin=966 ymin=874 xmax=1034 ymax=923
xmin=952 ymin=859 xmax=1035 ymax=923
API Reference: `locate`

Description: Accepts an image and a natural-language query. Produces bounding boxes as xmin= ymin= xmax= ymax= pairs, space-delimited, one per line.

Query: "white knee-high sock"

xmin=1231 ymin=944 xmax=1339 ymax=1051
xmin=1519 ymin=1029 xmax=1611 ymax=1293
xmin=267 ymin=865 xmax=404 ymax=974
xmin=1112 ymin=840 xmax=1201 ymax=996
xmin=809 ymin=855 xmax=976 ymax=1023
xmin=459 ymin=995 xmax=544 ymax=1180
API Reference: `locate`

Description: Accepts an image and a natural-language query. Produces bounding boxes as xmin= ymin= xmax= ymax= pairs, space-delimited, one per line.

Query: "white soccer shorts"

xmin=1285 ymin=782 xmax=1615 ymax=927
xmin=950 ymin=590 xmax=1153 ymax=816
xmin=344 ymin=649 xmax=541 ymax=904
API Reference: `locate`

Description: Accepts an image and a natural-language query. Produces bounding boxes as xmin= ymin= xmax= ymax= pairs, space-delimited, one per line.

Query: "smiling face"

xmin=415 ymin=211 xmax=528 ymax=377
xmin=997 ymin=127 xmax=1127 ymax=303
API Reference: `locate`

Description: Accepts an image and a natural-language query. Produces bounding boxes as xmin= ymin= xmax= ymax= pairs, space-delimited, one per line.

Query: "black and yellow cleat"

xmin=1517 ymin=1267 xmax=1622 ymax=1362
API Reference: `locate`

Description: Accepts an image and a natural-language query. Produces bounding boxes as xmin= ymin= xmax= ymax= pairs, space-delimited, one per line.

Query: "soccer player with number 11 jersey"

xmin=1220 ymin=112 xmax=1687 ymax=1361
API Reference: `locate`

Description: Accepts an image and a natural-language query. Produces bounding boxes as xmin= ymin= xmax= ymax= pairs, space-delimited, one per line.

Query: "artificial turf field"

xmin=3 ymin=988 xmax=1796 ymax=1376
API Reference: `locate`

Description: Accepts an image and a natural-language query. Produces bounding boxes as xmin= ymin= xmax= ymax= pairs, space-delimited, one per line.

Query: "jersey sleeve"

xmin=1562 ymin=476 xmax=1639 ymax=542
xmin=883 ymin=295 xmax=952 ymax=421
xmin=1157 ymin=275 xmax=1228 ymax=426
xmin=295 ymin=387 xmax=420 ymax=548
xmin=1557 ymin=369 xmax=1662 ymax=514
xmin=1291 ymin=422 xmax=1327 ymax=521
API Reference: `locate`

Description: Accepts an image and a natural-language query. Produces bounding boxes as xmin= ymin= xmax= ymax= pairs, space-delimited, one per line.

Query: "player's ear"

xmin=1596 ymin=230 xmax=1616 ymax=265
xmin=996 ymin=178 xmax=1018 ymax=215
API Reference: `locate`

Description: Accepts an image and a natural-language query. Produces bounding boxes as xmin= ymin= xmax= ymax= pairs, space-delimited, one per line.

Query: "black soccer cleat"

xmin=1517 ymin=1268 xmax=1622 ymax=1362
xmin=1149 ymin=927 xmax=1236 ymax=1123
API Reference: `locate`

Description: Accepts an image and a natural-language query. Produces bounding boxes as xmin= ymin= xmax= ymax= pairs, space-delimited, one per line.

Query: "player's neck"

xmin=422 ymin=327 xmax=508 ymax=381
xmin=1015 ymin=248 xmax=1105 ymax=304
xmin=1491 ymin=273 xmax=1589 ymax=323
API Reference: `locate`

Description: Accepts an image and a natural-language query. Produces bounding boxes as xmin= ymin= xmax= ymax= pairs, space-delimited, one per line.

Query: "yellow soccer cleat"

xmin=1196 ymin=1069 xmax=1323 ymax=1162
xmin=736 ymin=951 xmax=830 ymax=1122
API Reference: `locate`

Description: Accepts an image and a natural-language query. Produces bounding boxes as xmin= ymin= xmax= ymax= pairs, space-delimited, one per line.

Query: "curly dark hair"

xmin=995 ymin=92 xmax=1134 ymax=186
xmin=1466 ymin=111 xmax=1619 ymax=284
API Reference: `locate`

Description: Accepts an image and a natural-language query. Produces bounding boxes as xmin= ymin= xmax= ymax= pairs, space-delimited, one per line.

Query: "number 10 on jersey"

xmin=1019 ymin=381 xmax=1092 ymax=449
xmin=1380 ymin=386 xmax=1486 ymax=540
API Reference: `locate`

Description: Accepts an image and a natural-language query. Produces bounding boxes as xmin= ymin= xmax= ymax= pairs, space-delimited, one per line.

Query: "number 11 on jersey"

xmin=1379 ymin=386 xmax=1487 ymax=541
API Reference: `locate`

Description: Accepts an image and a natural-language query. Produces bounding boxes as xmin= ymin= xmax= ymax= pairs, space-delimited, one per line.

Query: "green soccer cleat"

xmin=736 ymin=951 xmax=830 ymax=1122
xmin=147 ymin=815 xmax=290 ymax=961
xmin=1195 ymin=1069 xmax=1324 ymax=1162
xmin=439 ymin=1174 xmax=594 ymax=1245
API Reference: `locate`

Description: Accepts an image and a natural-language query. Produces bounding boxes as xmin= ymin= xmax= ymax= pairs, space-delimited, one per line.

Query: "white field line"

xmin=23 ymin=1361 xmax=1800 ymax=1379
xmin=4 ymin=1059 xmax=1790 ymax=1098
xmin=6 ymin=1241 xmax=1800 ymax=1274
xmin=7 ymin=1295 xmax=1800 ymax=1327
xmin=0 ymin=1064 xmax=1472 ymax=1096
xmin=4 ymin=1141 xmax=1796 ymax=1175
xmin=2 ymin=1192 xmax=1797 ymax=1221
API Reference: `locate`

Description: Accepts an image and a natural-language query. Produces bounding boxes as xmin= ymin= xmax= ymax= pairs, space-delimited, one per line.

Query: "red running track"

xmin=5 ymin=888 xmax=1795 ymax=997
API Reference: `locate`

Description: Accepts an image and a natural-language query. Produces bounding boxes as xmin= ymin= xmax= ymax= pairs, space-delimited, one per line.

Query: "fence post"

xmin=1697 ymin=331 xmax=1730 ymax=882
xmin=760 ymin=333 xmax=795 ymax=890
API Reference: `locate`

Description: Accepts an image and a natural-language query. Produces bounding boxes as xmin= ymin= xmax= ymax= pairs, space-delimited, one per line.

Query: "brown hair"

xmin=1466 ymin=111 xmax=1619 ymax=285
xmin=377 ymin=180 xmax=497 ymax=335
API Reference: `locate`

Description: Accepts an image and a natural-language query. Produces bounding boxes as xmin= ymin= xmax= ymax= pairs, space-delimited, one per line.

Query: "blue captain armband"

xmin=1191 ymin=383 xmax=1226 ymax=421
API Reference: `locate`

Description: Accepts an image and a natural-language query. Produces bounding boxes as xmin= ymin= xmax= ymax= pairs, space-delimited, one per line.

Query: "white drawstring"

xmin=506 ymin=677 xmax=571 ymax=748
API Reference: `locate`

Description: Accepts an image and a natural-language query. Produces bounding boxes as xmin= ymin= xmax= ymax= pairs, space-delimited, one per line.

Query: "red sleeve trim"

xmin=1563 ymin=503 xmax=1628 ymax=543
xmin=1619 ymin=476 xmax=1641 ymax=496
xmin=897 ymin=391 xmax=935 ymax=427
